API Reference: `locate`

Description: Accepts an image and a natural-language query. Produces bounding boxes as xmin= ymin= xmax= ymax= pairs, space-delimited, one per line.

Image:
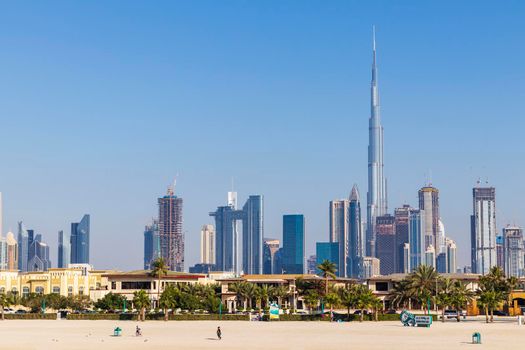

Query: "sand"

xmin=0 ymin=318 xmax=523 ymax=349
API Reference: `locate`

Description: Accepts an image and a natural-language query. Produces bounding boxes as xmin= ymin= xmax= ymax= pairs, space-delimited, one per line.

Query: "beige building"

xmin=200 ymin=225 xmax=215 ymax=264
xmin=0 ymin=264 xmax=108 ymax=299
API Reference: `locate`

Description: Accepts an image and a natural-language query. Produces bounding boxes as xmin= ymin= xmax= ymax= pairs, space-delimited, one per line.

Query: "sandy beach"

xmin=0 ymin=319 xmax=523 ymax=349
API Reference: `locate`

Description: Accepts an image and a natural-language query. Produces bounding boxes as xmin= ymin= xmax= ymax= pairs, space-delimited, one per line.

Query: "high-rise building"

xmin=6 ymin=232 xmax=17 ymax=270
xmin=0 ymin=235 xmax=7 ymax=270
xmin=28 ymin=233 xmax=51 ymax=272
xmin=143 ymin=220 xmax=160 ymax=270
xmin=366 ymin=27 xmax=387 ymax=258
xmin=282 ymin=214 xmax=305 ymax=274
xmin=349 ymin=185 xmax=364 ymax=278
xmin=409 ymin=209 xmax=426 ymax=271
xmin=263 ymin=238 xmax=280 ymax=274
xmin=71 ymin=214 xmax=90 ymax=264
xmin=418 ymin=186 xmax=440 ymax=260
xmin=446 ymin=238 xmax=457 ymax=273
xmin=376 ymin=214 xmax=396 ymax=275
xmin=437 ymin=219 xmax=446 ymax=254
xmin=329 ymin=199 xmax=349 ymax=277
xmin=402 ymin=243 xmax=410 ymax=273
xmin=242 ymin=195 xmax=264 ymax=274
xmin=306 ymin=254 xmax=317 ymax=274
xmin=503 ymin=226 xmax=524 ymax=278
xmin=394 ymin=205 xmax=411 ymax=273
xmin=158 ymin=187 xmax=184 ymax=272
xmin=496 ymin=235 xmax=505 ymax=270
xmin=200 ymin=224 xmax=215 ymax=265
xmin=316 ymin=242 xmax=339 ymax=275
xmin=210 ymin=193 xmax=244 ymax=273
xmin=424 ymin=245 xmax=436 ymax=268
xmin=436 ymin=252 xmax=447 ymax=273
xmin=58 ymin=230 xmax=70 ymax=268
xmin=17 ymin=221 xmax=29 ymax=272
xmin=470 ymin=186 xmax=496 ymax=275
xmin=358 ymin=256 xmax=380 ymax=279
xmin=211 ymin=193 xmax=264 ymax=274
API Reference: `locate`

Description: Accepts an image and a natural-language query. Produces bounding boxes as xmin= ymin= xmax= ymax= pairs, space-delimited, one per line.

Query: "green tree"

xmin=325 ymin=292 xmax=340 ymax=321
xmin=303 ymin=291 xmax=320 ymax=314
xmin=435 ymin=278 xmax=454 ymax=322
xmin=159 ymin=285 xmax=178 ymax=321
xmin=355 ymin=285 xmax=374 ymax=322
xmin=407 ymin=265 xmax=439 ymax=314
xmin=94 ymin=292 xmax=127 ymax=311
xmin=133 ymin=290 xmax=151 ymax=321
xmin=150 ymin=257 xmax=169 ymax=308
xmin=0 ymin=292 xmax=14 ymax=320
xmin=337 ymin=287 xmax=356 ymax=320
xmin=477 ymin=289 xmax=500 ymax=323
xmin=450 ymin=281 xmax=475 ymax=322
xmin=317 ymin=260 xmax=337 ymax=296
xmin=271 ymin=286 xmax=289 ymax=308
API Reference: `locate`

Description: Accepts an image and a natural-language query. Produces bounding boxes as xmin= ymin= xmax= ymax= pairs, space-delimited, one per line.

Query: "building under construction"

xmin=158 ymin=187 xmax=184 ymax=272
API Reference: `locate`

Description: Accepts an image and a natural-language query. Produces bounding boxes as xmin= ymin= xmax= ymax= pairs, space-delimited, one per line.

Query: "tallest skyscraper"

xmin=366 ymin=27 xmax=387 ymax=257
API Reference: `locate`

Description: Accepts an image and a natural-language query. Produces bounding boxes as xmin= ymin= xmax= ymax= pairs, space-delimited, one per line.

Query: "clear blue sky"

xmin=0 ymin=1 xmax=523 ymax=271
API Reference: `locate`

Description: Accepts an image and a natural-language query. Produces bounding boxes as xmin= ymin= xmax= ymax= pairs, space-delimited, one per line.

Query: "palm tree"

xmin=477 ymin=288 xmax=499 ymax=323
xmin=317 ymin=260 xmax=337 ymax=296
xmin=390 ymin=279 xmax=413 ymax=310
xmin=435 ymin=278 xmax=454 ymax=322
xmin=258 ymin=285 xmax=272 ymax=309
xmin=337 ymin=287 xmax=356 ymax=320
xmin=229 ymin=281 xmax=246 ymax=311
xmin=303 ymin=291 xmax=320 ymax=314
xmin=371 ymin=297 xmax=383 ymax=321
xmin=271 ymin=286 xmax=289 ymax=308
xmin=450 ymin=281 xmax=475 ymax=322
xmin=505 ymin=276 xmax=518 ymax=314
xmin=150 ymin=257 xmax=168 ymax=309
xmin=159 ymin=285 xmax=178 ymax=321
xmin=407 ymin=265 xmax=439 ymax=314
xmin=325 ymin=293 xmax=340 ymax=321
xmin=133 ymin=290 xmax=151 ymax=321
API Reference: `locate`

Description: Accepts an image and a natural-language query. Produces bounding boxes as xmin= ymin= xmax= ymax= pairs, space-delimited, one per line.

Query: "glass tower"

xmin=282 ymin=214 xmax=305 ymax=274
xmin=71 ymin=214 xmax=90 ymax=264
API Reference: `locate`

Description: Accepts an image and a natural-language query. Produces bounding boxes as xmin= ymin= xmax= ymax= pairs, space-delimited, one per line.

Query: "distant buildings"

xmin=446 ymin=238 xmax=457 ymax=273
xmin=496 ymin=235 xmax=505 ymax=271
xmin=210 ymin=192 xmax=264 ymax=274
xmin=329 ymin=199 xmax=350 ymax=277
xmin=143 ymin=220 xmax=160 ymax=270
xmin=200 ymin=224 xmax=215 ymax=265
xmin=349 ymin=186 xmax=364 ymax=278
xmin=358 ymin=256 xmax=380 ymax=279
xmin=158 ymin=187 xmax=184 ymax=272
xmin=418 ymin=186 xmax=440 ymax=261
xmin=57 ymin=230 xmax=70 ymax=268
xmin=376 ymin=214 xmax=396 ymax=275
xmin=408 ymin=209 xmax=426 ymax=271
xmin=316 ymin=242 xmax=338 ymax=275
xmin=282 ymin=215 xmax=305 ymax=274
xmin=71 ymin=214 xmax=90 ymax=264
xmin=17 ymin=222 xmax=29 ymax=272
xmin=27 ymin=232 xmax=51 ymax=272
xmin=394 ymin=205 xmax=411 ymax=273
xmin=503 ymin=226 xmax=524 ymax=278
xmin=470 ymin=186 xmax=497 ymax=275
xmin=306 ymin=255 xmax=317 ymax=274
xmin=263 ymin=239 xmax=280 ymax=274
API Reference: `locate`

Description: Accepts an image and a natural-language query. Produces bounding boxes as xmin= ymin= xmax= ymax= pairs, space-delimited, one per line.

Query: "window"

xmin=52 ymin=287 xmax=60 ymax=294
xmin=121 ymin=281 xmax=152 ymax=290
xmin=111 ymin=282 xmax=116 ymax=290
xmin=11 ymin=287 xmax=18 ymax=295
xmin=35 ymin=286 xmax=44 ymax=294
xmin=79 ymin=286 xmax=84 ymax=295
xmin=22 ymin=287 xmax=30 ymax=297
xmin=68 ymin=286 xmax=73 ymax=297
xmin=375 ymin=282 xmax=389 ymax=292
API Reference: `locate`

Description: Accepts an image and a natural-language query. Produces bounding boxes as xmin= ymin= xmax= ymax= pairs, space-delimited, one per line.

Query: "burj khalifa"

xmin=366 ymin=27 xmax=387 ymax=257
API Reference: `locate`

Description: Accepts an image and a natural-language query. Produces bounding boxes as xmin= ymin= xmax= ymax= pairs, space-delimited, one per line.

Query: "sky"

xmin=0 ymin=1 xmax=523 ymax=271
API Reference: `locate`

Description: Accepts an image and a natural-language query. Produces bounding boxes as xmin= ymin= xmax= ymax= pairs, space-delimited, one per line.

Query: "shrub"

xmin=5 ymin=313 xmax=57 ymax=320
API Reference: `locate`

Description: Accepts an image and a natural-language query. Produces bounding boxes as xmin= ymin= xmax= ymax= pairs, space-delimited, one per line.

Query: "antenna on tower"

xmin=168 ymin=173 xmax=179 ymax=196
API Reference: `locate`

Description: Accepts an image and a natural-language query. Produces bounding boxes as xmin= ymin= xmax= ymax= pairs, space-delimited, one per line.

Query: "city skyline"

xmin=0 ymin=2 xmax=523 ymax=271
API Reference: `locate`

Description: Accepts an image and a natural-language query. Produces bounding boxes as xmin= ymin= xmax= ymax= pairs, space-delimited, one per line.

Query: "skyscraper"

xmin=424 ymin=245 xmax=436 ymax=268
xmin=446 ymin=238 xmax=457 ymax=274
xmin=316 ymin=242 xmax=338 ymax=275
xmin=144 ymin=220 xmax=160 ymax=270
xmin=0 ymin=235 xmax=7 ymax=270
xmin=242 ymin=195 xmax=264 ymax=274
xmin=503 ymin=226 xmax=524 ymax=278
xmin=470 ymin=186 xmax=496 ymax=275
xmin=71 ymin=214 xmax=90 ymax=264
xmin=263 ymin=239 xmax=280 ymax=274
xmin=200 ymin=224 xmax=215 ymax=265
xmin=210 ymin=193 xmax=243 ymax=273
xmin=158 ymin=188 xmax=184 ymax=272
xmin=282 ymin=214 xmax=305 ymax=274
xmin=306 ymin=254 xmax=317 ymax=274
xmin=496 ymin=235 xmax=505 ymax=270
xmin=418 ymin=186 xmax=440 ymax=260
xmin=58 ymin=230 xmax=70 ymax=268
xmin=17 ymin=221 xmax=29 ymax=272
xmin=409 ymin=209 xmax=426 ymax=271
xmin=329 ymin=199 xmax=349 ymax=277
xmin=28 ymin=233 xmax=51 ymax=272
xmin=376 ymin=214 xmax=396 ymax=275
xmin=349 ymin=185 xmax=364 ymax=278
xmin=394 ymin=205 xmax=411 ymax=273
xmin=6 ymin=232 xmax=17 ymax=270
xmin=366 ymin=27 xmax=387 ymax=258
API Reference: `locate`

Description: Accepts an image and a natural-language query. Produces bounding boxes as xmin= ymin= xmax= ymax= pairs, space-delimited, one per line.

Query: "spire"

xmin=372 ymin=25 xmax=377 ymax=84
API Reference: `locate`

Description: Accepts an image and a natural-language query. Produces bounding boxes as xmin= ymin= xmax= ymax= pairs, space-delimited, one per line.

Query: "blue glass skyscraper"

xmin=282 ymin=214 xmax=305 ymax=274
xmin=242 ymin=195 xmax=264 ymax=274
xmin=71 ymin=214 xmax=90 ymax=264
xmin=316 ymin=242 xmax=339 ymax=275
xmin=58 ymin=230 xmax=70 ymax=268
xmin=144 ymin=220 xmax=160 ymax=270
xmin=17 ymin=221 xmax=29 ymax=272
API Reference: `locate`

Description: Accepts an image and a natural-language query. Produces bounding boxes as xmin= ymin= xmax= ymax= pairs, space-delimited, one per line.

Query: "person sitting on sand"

xmin=136 ymin=326 xmax=142 ymax=337
xmin=216 ymin=326 xmax=222 ymax=340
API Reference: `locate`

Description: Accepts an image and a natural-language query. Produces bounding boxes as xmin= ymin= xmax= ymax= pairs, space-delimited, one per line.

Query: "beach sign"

xmin=269 ymin=303 xmax=279 ymax=320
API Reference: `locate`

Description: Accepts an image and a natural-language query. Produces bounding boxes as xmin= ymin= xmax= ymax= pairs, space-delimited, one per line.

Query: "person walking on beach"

xmin=216 ymin=326 xmax=222 ymax=340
